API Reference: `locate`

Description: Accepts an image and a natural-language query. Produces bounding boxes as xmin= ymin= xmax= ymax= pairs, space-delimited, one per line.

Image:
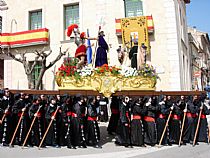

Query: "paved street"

xmin=1 ymin=122 xmax=210 ymax=158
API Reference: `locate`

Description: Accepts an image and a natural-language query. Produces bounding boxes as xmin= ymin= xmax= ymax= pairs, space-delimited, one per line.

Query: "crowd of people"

xmin=0 ymin=88 xmax=210 ymax=150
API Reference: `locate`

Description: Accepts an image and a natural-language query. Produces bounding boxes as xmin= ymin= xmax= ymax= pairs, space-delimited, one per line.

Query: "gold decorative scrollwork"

xmin=56 ymin=73 xmax=156 ymax=98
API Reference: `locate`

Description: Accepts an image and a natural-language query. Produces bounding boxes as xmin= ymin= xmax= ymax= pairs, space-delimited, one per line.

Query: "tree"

xmin=1 ymin=47 xmax=67 ymax=89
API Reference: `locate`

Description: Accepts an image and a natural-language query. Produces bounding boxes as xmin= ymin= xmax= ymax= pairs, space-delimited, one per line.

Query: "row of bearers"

xmin=0 ymin=90 xmax=102 ymax=149
xmin=1 ymin=89 xmax=210 ymax=149
xmin=108 ymin=95 xmax=210 ymax=147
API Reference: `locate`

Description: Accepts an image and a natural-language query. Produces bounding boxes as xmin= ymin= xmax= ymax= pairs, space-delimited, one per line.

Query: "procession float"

xmin=56 ymin=16 xmax=158 ymax=97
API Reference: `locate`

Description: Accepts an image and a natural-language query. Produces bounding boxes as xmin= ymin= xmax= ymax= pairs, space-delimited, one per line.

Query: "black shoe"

xmin=181 ymin=141 xmax=186 ymax=145
xmin=72 ymin=146 xmax=77 ymax=149
xmin=26 ymin=144 xmax=33 ymax=147
xmin=125 ymin=145 xmax=133 ymax=148
xmin=168 ymin=142 xmax=172 ymax=146
xmin=41 ymin=145 xmax=46 ymax=148
xmin=3 ymin=143 xmax=9 ymax=147
xmin=9 ymin=144 xmax=14 ymax=148
xmin=82 ymin=145 xmax=87 ymax=148
xmin=52 ymin=144 xmax=61 ymax=148
xmin=192 ymin=142 xmax=199 ymax=146
xmin=94 ymin=144 xmax=102 ymax=148
xmin=140 ymin=144 xmax=146 ymax=147
xmin=67 ymin=146 xmax=72 ymax=149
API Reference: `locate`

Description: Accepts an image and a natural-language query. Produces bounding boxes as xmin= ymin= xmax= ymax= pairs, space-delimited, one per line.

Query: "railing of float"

xmin=9 ymin=89 xmax=206 ymax=97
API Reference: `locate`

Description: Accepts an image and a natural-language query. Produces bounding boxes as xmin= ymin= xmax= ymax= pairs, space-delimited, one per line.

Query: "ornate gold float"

xmin=56 ymin=71 xmax=156 ymax=98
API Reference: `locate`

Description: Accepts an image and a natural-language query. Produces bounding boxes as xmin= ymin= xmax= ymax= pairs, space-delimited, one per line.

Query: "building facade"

xmin=0 ymin=0 xmax=9 ymax=89
xmin=188 ymin=27 xmax=210 ymax=90
xmin=0 ymin=0 xmax=191 ymax=91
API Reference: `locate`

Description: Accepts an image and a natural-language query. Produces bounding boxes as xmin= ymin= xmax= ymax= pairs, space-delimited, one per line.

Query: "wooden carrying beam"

xmin=9 ymin=90 xmax=206 ymax=96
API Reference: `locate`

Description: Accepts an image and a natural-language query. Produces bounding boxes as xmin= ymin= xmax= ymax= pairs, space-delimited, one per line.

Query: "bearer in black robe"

xmin=55 ymin=95 xmax=64 ymax=146
xmin=197 ymin=96 xmax=210 ymax=143
xmin=29 ymin=97 xmax=45 ymax=147
xmin=0 ymin=89 xmax=14 ymax=146
xmin=86 ymin=96 xmax=101 ymax=148
xmin=71 ymin=94 xmax=87 ymax=148
xmin=143 ymin=96 xmax=159 ymax=146
xmin=60 ymin=95 xmax=74 ymax=149
xmin=45 ymin=96 xmax=60 ymax=147
xmin=98 ymin=97 xmax=109 ymax=122
xmin=169 ymin=96 xmax=182 ymax=144
xmin=130 ymin=97 xmax=146 ymax=146
xmin=156 ymin=95 xmax=172 ymax=145
xmin=115 ymin=96 xmax=131 ymax=147
xmin=12 ymin=92 xmax=31 ymax=146
xmin=183 ymin=96 xmax=197 ymax=144
xmin=107 ymin=96 xmax=120 ymax=135
xmin=80 ymin=97 xmax=87 ymax=147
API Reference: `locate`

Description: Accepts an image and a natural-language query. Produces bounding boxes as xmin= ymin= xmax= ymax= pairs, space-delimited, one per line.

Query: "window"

xmin=124 ymin=0 xmax=143 ymax=17
xmin=31 ymin=61 xmax=42 ymax=89
xmin=0 ymin=16 xmax=2 ymax=33
xmin=64 ymin=4 xmax=79 ymax=30
xmin=29 ymin=10 xmax=42 ymax=30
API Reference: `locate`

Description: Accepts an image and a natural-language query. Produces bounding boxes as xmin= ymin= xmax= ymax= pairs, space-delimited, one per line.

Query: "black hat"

xmin=87 ymin=96 xmax=94 ymax=104
xmin=49 ymin=96 xmax=56 ymax=101
xmin=14 ymin=93 xmax=21 ymax=100
xmin=143 ymin=96 xmax=150 ymax=103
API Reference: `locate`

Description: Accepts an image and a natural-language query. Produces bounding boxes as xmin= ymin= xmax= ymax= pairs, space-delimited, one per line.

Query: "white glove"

xmin=183 ymin=109 xmax=187 ymax=113
xmin=34 ymin=113 xmax=37 ymax=117
xmin=100 ymin=111 xmax=104 ymax=115
xmin=170 ymin=106 xmax=174 ymax=110
xmin=146 ymin=102 xmax=150 ymax=107
xmin=4 ymin=109 xmax=8 ymax=113
xmin=51 ymin=116 xmax=55 ymax=120
xmin=159 ymin=101 xmax=164 ymax=105
xmin=22 ymin=108 xmax=26 ymax=112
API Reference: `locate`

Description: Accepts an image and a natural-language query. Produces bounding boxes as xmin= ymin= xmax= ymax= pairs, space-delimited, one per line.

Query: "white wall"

xmin=3 ymin=0 xmax=191 ymax=91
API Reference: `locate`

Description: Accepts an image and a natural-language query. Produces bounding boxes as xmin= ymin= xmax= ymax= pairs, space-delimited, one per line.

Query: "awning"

xmin=115 ymin=15 xmax=154 ymax=36
xmin=0 ymin=28 xmax=49 ymax=48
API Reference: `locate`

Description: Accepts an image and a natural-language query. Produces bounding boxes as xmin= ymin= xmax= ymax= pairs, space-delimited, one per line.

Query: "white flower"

xmin=119 ymin=66 xmax=138 ymax=77
xmin=79 ymin=66 xmax=93 ymax=76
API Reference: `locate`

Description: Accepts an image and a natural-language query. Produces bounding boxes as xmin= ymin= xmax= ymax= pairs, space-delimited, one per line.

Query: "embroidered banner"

xmin=120 ymin=16 xmax=150 ymax=52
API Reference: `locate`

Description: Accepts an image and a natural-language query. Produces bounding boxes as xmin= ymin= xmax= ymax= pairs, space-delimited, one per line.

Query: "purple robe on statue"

xmin=95 ymin=35 xmax=108 ymax=67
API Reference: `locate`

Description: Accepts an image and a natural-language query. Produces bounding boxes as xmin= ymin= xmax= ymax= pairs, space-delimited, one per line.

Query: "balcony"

xmin=0 ymin=28 xmax=49 ymax=48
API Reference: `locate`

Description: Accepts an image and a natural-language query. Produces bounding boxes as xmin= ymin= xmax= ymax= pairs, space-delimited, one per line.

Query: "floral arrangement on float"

xmin=56 ymin=57 xmax=159 ymax=97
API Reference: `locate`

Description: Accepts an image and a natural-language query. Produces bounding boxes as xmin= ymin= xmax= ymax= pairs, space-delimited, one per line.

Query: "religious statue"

xmin=95 ymin=31 xmax=109 ymax=67
xmin=129 ymin=42 xmax=147 ymax=70
xmin=67 ymin=24 xmax=96 ymax=69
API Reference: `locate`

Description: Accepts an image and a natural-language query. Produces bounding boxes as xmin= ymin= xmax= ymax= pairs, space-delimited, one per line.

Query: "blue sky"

xmin=186 ymin=0 xmax=210 ymax=34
